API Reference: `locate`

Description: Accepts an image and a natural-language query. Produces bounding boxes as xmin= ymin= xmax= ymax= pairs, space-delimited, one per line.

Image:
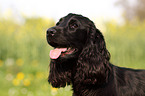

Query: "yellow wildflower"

xmin=17 ymin=72 xmax=24 ymax=80
xmin=0 ymin=60 xmax=3 ymax=67
xmin=12 ymin=78 xmax=20 ymax=86
xmin=16 ymin=59 xmax=24 ymax=66
xmin=23 ymin=79 xmax=31 ymax=86
xmin=51 ymin=86 xmax=58 ymax=95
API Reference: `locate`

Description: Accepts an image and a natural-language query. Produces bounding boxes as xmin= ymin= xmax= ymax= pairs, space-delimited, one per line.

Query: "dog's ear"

xmin=74 ymin=23 xmax=111 ymax=85
xmin=48 ymin=60 xmax=71 ymax=88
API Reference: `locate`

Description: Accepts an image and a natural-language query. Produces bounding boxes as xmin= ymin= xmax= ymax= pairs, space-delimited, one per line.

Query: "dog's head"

xmin=46 ymin=13 xmax=110 ymax=62
xmin=46 ymin=13 xmax=93 ymax=59
xmin=47 ymin=13 xmax=111 ymax=87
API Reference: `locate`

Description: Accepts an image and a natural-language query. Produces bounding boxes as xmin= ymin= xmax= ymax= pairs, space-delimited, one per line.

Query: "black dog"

xmin=46 ymin=13 xmax=145 ymax=96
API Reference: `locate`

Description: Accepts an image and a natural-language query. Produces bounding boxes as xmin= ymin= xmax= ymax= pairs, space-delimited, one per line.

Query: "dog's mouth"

xmin=49 ymin=47 xmax=77 ymax=59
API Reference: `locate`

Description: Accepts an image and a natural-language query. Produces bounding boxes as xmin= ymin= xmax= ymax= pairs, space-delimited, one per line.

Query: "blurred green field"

xmin=0 ymin=17 xmax=145 ymax=96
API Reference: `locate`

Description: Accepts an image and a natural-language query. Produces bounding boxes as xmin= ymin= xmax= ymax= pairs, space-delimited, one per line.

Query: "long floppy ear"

xmin=48 ymin=59 xmax=72 ymax=88
xmin=74 ymin=23 xmax=112 ymax=85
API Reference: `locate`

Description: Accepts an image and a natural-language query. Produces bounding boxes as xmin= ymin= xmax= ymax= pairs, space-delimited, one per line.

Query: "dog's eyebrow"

xmin=69 ymin=19 xmax=77 ymax=23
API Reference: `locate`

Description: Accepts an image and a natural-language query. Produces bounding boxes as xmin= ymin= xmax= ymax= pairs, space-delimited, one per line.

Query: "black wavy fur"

xmin=46 ymin=13 xmax=145 ymax=96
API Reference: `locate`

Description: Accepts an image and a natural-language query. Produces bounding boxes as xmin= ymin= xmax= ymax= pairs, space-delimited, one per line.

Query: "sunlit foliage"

xmin=0 ymin=16 xmax=145 ymax=96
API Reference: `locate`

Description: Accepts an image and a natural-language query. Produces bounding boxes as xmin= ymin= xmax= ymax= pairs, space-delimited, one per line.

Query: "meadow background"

xmin=1 ymin=0 xmax=145 ymax=96
xmin=1 ymin=15 xmax=145 ymax=96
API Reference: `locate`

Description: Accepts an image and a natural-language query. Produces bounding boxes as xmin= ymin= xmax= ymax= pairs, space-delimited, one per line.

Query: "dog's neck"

xmin=72 ymin=63 xmax=115 ymax=96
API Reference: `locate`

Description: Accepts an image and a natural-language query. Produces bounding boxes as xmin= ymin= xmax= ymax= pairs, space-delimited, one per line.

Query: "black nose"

xmin=47 ymin=28 xmax=56 ymax=36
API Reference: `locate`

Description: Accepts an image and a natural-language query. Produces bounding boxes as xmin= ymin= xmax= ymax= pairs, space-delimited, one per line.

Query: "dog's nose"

xmin=47 ymin=28 xmax=56 ymax=36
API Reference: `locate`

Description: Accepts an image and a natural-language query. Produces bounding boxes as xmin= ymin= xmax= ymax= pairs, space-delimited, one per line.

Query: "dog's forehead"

xmin=65 ymin=14 xmax=88 ymax=21
xmin=62 ymin=14 xmax=90 ymax=25
xmin=57 ymin=13 xmax=93 ymax=27
xmin=63 ymin=14 xmax=75 ymax=21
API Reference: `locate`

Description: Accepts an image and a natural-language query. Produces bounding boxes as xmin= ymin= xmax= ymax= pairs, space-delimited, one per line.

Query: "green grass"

xmin=0 ymin=17 xmax=145 ymax=96
xmin=105 ymin=21 xmax=145 ymax=68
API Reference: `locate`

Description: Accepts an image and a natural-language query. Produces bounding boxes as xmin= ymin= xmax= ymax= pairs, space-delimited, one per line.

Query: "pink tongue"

xmin=50 ymin=48 xmax=67 ymax=59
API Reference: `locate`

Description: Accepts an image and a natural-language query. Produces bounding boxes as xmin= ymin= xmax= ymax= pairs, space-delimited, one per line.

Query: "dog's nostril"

xmin=47 ymin=28 xmax=56 ymax=36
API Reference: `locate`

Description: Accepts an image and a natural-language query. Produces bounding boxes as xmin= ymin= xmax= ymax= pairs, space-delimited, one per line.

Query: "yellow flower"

xmin=16 ymin=59 xmax=24 ymax=66
xmin=17 ymin=72 xmax=24 ymax=80
xmin=23 ymin=79 xmax=31 ymax=86
xmin=0 ymin=60 xmax=3 ymax=67
xmin=12 ymin=78 xmax=20 ymax=86
xmin=51 ymin=86 xmax=58 ymax=95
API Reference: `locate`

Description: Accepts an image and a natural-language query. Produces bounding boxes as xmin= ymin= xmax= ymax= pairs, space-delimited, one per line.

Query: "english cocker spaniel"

xmin=46 ymin=13 xmax=145 ymax=96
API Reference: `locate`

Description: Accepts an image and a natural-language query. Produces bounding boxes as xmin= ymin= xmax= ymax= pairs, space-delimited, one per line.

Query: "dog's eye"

xmin=70 ymin=23 xmax=78 ymax=29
